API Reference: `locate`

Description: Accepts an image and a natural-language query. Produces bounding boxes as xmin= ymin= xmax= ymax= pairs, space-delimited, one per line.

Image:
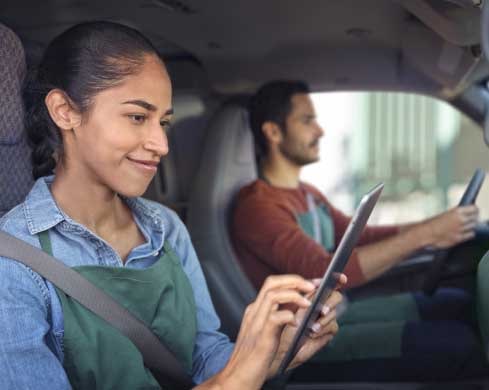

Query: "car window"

xmin=303 ymin=91 xmax=489 ymax=224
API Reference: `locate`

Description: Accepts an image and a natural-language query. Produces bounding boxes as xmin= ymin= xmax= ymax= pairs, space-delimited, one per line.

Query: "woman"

xmin=0 ymin=21 xmax=344 ymax=389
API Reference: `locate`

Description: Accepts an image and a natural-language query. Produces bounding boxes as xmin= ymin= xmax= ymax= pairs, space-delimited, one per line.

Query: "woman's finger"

xmin=251 ymin=288 xmax=313 ymax=332
xmin=322 ymin=291 xmax=343 ymax=313
xmin=317 ymin=308 xmax=337 ymax=327
xmin=309 ymin=320 xmax=339 ymax=339
xmin=308 ymin=309 xmax=337 ymax=338
xmin=255 ymin=275 xmax=315 ymax=307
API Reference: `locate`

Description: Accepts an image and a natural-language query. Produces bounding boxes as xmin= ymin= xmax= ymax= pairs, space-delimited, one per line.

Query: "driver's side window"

xmin=303 ymin=91 xmax=489 ymax=224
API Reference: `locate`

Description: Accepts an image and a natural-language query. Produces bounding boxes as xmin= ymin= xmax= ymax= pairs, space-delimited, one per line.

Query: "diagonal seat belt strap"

xmin=0 ymin=230 xmax=194 ymax=389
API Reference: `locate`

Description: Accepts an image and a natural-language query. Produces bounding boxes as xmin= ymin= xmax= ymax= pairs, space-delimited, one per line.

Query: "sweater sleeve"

xmin=232 ymin=196 xmax=366 ymax=288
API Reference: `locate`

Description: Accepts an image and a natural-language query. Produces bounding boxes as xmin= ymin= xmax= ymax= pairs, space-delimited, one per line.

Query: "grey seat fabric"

xmin=0 ymin=24 xmax=33 ymax=217
xmin=187 ymin=103 xmax=257 ymax=340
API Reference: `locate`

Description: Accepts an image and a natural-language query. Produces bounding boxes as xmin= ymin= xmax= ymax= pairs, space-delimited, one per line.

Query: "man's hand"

xmin=424 ymin=205 xmax=479 ymax=249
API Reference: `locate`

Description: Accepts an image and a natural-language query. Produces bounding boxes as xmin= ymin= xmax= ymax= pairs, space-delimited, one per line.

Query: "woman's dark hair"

xmin=24 ymin=21 xmax=161 ymax=179
xmin=248 ymin=80 xmax=310 ymax=157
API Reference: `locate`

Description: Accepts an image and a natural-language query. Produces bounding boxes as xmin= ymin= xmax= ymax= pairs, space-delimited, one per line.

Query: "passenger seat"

xmin=0 ymin=23 xmax=33 ymax=217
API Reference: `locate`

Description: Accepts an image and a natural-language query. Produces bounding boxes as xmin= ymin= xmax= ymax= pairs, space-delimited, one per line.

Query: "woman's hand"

xmin=197 ymin=274 xmax=346 ymax=390
xmin=197 ymin=274 xmax=318 ymax=390
xmin=267 ymin=274 xmax=346 ymax=376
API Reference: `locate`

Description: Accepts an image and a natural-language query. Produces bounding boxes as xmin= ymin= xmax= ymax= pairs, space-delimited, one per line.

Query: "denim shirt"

xmin=0 ymin=176 xmax=234 ymax=389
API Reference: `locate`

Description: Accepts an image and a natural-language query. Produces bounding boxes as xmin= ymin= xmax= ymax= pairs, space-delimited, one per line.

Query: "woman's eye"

xmin=160 ymin=120 xmax=171 ymax=131
xmin=129 ymin=114 xmax=146 ymax=124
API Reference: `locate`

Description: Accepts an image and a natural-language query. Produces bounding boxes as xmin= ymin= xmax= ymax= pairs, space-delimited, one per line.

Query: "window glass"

xmin=303 ymin=92 xmax=489 ymax=224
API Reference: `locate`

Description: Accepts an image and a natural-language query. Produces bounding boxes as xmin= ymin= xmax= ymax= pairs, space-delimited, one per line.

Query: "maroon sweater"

xmin=231 ymin=180 xmax=399 ymax=289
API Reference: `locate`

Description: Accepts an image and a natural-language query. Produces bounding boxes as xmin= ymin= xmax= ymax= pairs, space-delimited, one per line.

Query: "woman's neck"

xmin=50 ymin=166 xmax=130 ymax=236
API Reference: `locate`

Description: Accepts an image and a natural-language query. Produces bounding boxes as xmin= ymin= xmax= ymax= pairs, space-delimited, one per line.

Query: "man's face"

xmin=278 ymin=93 xmax=324 ymax=166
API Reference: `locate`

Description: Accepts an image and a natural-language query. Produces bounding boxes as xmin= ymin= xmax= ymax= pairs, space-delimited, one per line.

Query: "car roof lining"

xmin=1 ymin=0 xmax=487 ymax=99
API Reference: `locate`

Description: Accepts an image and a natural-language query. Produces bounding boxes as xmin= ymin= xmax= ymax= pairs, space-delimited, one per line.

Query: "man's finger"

xmin=458 ymin=231 xmax=476 ymax=243
xmin=461 ymin=222 xmax=478 ymax=233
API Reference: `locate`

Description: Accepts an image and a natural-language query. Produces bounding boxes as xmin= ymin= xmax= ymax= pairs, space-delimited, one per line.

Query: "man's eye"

xmin=129 ymin=114 xmax=146 ymax=124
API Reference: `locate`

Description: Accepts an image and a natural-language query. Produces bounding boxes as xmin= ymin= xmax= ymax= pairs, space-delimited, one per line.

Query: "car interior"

xmin=2 ymin=0 xmax=489 ymax=388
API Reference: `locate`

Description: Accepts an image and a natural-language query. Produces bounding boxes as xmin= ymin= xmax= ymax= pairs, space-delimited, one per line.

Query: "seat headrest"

xmin=0 ymin=24 xmax=27 ymax=145
xmin=194 ymin=102 xmax=257 ymax=210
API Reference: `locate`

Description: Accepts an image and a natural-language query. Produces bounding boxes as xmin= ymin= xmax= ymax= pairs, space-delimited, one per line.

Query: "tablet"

xmin=276 ymin=183 xmax=384 ymax=375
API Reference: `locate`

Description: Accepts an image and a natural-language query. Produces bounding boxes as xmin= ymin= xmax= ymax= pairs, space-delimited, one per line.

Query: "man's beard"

xmin=279 ymin=138 xmax=320 ymax=166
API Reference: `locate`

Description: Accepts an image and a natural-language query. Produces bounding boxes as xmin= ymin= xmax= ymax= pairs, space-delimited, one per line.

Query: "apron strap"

xmin=38 ymin=229 xmax=53 ymax=255
xmin=306 ymin=192 xmax=322 ymax=245
xmin=0 ymin=230 xmax=194 ymax=389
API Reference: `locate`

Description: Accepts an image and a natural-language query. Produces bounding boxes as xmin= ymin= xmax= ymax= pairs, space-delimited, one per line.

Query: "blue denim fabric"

xmin=0 ymin=176 xmax=233 ymax=389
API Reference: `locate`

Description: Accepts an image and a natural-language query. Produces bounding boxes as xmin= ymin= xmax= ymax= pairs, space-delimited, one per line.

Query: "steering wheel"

xmin=422 ymin=168 xmax=485 ymax=295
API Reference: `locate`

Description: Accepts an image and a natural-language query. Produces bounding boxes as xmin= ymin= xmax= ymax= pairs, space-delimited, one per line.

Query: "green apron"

xmin=297 ymin=203 xmax=335 ymax=252
xmin=38 ymin=230 xmax=197 ymax=389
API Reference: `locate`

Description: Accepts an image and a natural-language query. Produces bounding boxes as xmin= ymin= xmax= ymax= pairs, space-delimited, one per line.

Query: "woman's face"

xmin=66 ymin=54 xmax=173 ymax=197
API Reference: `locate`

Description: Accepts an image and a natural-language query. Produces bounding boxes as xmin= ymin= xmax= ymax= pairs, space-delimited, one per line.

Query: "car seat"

xmin=0 ymin=23 xmax=33 ymax=217
xmin=186 ymin=102 xmax=257 ymax=340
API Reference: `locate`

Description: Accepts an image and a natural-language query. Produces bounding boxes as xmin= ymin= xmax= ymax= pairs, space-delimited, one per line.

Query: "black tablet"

xmin=276 ymin=183 xmax=384 ymax=375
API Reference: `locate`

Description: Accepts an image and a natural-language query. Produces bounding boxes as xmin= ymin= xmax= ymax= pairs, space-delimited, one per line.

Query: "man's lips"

xmin=310 ymin=139 xmax=320 ymax=148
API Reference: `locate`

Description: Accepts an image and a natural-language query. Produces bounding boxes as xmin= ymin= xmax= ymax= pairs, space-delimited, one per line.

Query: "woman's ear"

xmin=44 ymin=89 xmax=82 ymax=131
xmin=262 ymin=121 xmax=283 ymax=146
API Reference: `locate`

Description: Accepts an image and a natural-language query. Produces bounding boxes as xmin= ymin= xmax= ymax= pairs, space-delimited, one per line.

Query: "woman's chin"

xmin=119 ymin=187 xmax=148 ymax=198
xmin=113 ymin=180 xmax=151 ymax=198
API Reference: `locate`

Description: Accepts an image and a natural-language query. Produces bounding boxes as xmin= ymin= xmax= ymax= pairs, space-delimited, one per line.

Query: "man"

xmin=231 ymin=80 xmax=486 ymax=381
xmin=232 ymin=80 xmax=478 ymax=290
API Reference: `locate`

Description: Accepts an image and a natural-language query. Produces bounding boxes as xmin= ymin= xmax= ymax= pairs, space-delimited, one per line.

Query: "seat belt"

xmin=0 ymin=230 xmax=194 ymax=389
xmin=306 ymin=192 xmax=322 ymax=245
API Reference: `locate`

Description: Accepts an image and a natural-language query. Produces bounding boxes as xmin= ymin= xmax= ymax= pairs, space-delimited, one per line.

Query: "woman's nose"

xmin=144 ymin=125 xmax=169 ymax=157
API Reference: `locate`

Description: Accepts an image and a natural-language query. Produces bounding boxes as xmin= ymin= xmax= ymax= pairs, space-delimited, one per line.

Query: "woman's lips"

xmin=127 ymin=157 xmax=159 ymax=173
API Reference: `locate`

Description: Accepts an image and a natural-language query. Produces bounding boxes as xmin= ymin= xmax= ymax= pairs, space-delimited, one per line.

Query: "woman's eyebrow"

xmin=122 ymin=99 xmax=157 ymax=111
xmin=122 ymin=100 xmax=173 ymax=115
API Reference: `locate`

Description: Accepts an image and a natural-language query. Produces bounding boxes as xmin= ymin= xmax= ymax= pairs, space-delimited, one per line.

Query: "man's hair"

xmin=248 ymin=80 xmax=310 ymax=156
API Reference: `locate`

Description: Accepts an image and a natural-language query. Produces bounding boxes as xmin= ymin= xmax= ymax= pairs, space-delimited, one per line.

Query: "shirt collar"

xmin=23 ymin=176 xmax=65 ymax=235
xmin=23 ymin=176 xmax=165 ymax=240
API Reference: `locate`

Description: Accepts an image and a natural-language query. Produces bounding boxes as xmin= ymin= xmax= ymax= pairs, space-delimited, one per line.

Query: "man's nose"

xmin=316 ymin=122 xmax=325 ymax=138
